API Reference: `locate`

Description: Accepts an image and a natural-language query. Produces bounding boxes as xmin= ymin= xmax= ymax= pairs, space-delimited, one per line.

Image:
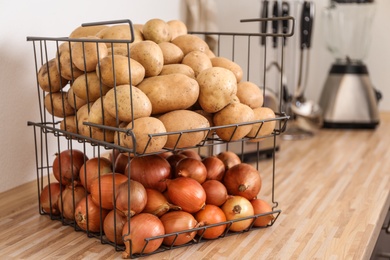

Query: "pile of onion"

xmin=53 ymin=149 xmax=88 ymax=186
xmin=142 ymin=188 xmax=181 ymax=217
xmin=104 ymin=209 xmax=127 ymax=245
xmin=195 ymin=204 xmax=227 ymax=239
xmin=74 ymin=194 xmax=109 ymax=232
xmin=251 ymin=198 xmax=275 ymax=227
xmin=175 ymin=157 xmax=207 ymax=184
xmin=115 ymin=179 xmax=147 ymax=217
xmin=217 ymin=151 xmax=241 ymax=171
xmin=39 ymin=182 xmax=64 ymax=215
xmin=58 ymin=184 xmax=86 ymax=220
xmin=202 ymin=156 xmax=226 ymax=181
xmin=202 ymin=180 xmax=228 ymax=207
xmin=79 ymin=157 xmax=112 ymax=192
xmin=221 ymin=195 xmax=254 ymax=232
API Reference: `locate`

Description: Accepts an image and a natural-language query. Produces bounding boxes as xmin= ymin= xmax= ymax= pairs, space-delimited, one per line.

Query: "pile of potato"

xmin=38 ymin=18 xmax=276 ymax=154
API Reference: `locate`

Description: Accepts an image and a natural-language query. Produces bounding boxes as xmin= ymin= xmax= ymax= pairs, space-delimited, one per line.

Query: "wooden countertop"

xmin=1 ymin=113 xmax=389 ymax=259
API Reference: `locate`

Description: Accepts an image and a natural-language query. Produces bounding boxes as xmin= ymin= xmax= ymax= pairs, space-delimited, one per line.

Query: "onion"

xmin=177 ymin=149 xmax=202 ymax=161
xmin=40 ymin=182 xmax=64 ymax=215
xmin=221 ymin=195 xmax=254 ymax=232
xmin=79 ymin=157 xmax=112 ymax=192
xmin=75 ymin=194 xmax=109 ymax=232
xmin=142 ymin=188 xmax=181 ymax=217
xmin=166 ymin=177 xmax=206 ymax=213
xmin=175 ymin=157 xmax=207 ymax=184
xmin=223 ymin=163 xmax=262 ymax=200
xmin=58 ymin=184 xmax=87 ymax=220
xmin=103 ymin=209 xmax=127 ymax=245
xmin=217 ymin=151 xmax=241 ymax=171
xmin=114 ymin=153 xmax=131 ymax=174
xmin=202 ymin=180 xmax=228 ymax=206
xmin=160 ymin=211 xmax=200 ymax=246
xmin=166 ymin=153 xmax=187 ymax=176
xmin=158 ymin=151 xmax=174 ymax=159
xmin=53 ymin=149 xmax=88 ymax=186
xmin=90 ymin=173 xmax=128 ymax=210
xmin=202 ymin=156 xmax=226 ymax=181
xmin=251 ymin=198 xmax=275 ymax=227
xmin=195 ymin=204 xmax=227 ymax=239
xmin=126 ymin=155 xmax=171 ymax=192
xmin=122 ymin=213 xmax=165 ymax=257
xmin=115 ymin=179 xmax=147 ymax=217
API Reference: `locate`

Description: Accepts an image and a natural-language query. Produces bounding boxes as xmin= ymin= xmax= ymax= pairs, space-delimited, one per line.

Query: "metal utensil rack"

xmin=27 ymin=17 xmax=294 ymax=258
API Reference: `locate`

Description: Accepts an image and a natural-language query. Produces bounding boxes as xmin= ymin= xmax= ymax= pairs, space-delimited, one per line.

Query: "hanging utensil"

xmin=260 ymin=0 xmax=269 ymax=45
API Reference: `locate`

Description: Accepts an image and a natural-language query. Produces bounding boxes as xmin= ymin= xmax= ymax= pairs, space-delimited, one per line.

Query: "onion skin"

xmin=75 ymin=194 xmax=109 ymax=232
xmin=58 ymin=184 xmax=87 ymax=220
xmin=53 ymin=149 xmax=88 ymax=186
xmin=202 ymin=156 xmax=226 ymax=181
xmin=160 ymin=211 xmax=200 ymax=246
xmin=177 ymin=149 xmax=202 ymax=161
xmin=166 ymin=177 xmax=206 ymax=213
xmin=114 ymin=153 xmax=131 ymax=174
xmin=79 ymin=157 xmax=112 ymax=192
xmin=202 ymin=180 xmax=229 ymax=207
xmin=142 ymin=188 xmax=181 ymax=217
xmin=221 ymin=195 xmax=254 ymax=232
xmin=175 ymin=157 xmax=207 ymax=184
xmin=166 ymin=154 xmax=187 ymax=176
xmin=104 ymin=209 xmax=127 ymax=245
xmin=40 ymin=182 xmax=64 ymax=215
xmin=217 ymin=151 xmax=241 ymax=171
xmin=195 ymin=204 xmax=227 ymax=239
xmin=122 ymin=213 xmax=165 ymax=257
xmin=115 ymin=179 xmax=147 ymax=217
xmin=127 ymin=155 xmax=171 ymax=192
xmin=90 ymin=173 xmax=128 ymax=210
xmin=250 ymin=198 xmax=275 ymax=227
xmin=223 ymin=163 xmax=262 ymax=200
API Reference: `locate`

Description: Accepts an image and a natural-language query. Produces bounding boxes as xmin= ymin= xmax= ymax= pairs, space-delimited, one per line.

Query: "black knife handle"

xmin=272 ymin=1 xmax=279 ymax=48
xmin=261 ymin=0 xmax=269 ymax=45
xmin=282 ymin=1 xmax=289 ymax=46
xmin=300 ymin=1 xmax=314 ymax=49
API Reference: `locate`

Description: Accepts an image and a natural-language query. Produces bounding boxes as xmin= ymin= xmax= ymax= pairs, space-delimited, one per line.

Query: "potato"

xmin=56 ymin=42 xmax=84 ymax=80
xmin=130 ymin=40 xmax=164 ymax=77
xmin=196 ymin=67 xmax=237 ymax=113
xmin=213 ymin=103 xmax=255 ymax=141
xmin=158 ymin=110 xmax=210 ymax=149
xmin=37 ymin=58 xmax=68 ymax=92
xmin=236 ymin=81 xmax=264 ymax=109
xmin=69 ymin=25 xmax=108 ymax=38
xmin=96 ymin=55 xmax=145 ymax=87
xmin=158 ymin=42 xmax=184 ymax=64
xmin=159 ymin=64 xmax=195 ymax=79
xmin=103 ymin=84 xmax=152 ymax=122
xmin=97 ymin=24 xmax=140 ymax=49
xmin=116 ymin=117 xmax=167 ymax=154
xmin=60 ymin=115 xmax=78 ymax=135
xmin=182 ymin=50 xmax=212 ymax=77
xmin=67 ymin=86 xmax=87 ymax=109
xmin=71 ymin=36 xmax=108 ymax=72
xmin=211 ymin=56 xmax=243 ymax=83
xmin=72 ymin=72 xmax=111 ymax=102
xmin=88 ymin=97 xmax=117 ymax=127
xmin=167 ymin=20 xmax=188 ymax=40
xmin=77 ymin=103 xmax=115 ymax=142
xmin=171 ymin=34 xmax=209 ymax=55
xmin=44 ymin=91 xmax=75 ymax=118
xmin=142 ymin=18 xmax=171 ymax=43
xmin=247 ymin=107 xmax=276 ymax=138
xmin=107 ymin=46 xmax=130 ymax=57
xmin=137 ymin=73 xmax=199 ymax=115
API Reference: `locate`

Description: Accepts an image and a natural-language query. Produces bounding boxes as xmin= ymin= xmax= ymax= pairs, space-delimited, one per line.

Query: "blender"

xmin=319 ymin=0 xmax=381 ymax=129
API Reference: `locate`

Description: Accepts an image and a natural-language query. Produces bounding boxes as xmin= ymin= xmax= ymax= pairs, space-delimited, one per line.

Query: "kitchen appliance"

xmin=319 ymin=0 xmax=381 ymax=129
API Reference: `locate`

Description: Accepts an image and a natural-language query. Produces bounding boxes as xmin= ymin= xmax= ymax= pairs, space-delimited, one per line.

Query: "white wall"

xmin=0 ymin=0 xmax=183 ymax=193
xmin=214 ymin=0 xmax=390 ymax=111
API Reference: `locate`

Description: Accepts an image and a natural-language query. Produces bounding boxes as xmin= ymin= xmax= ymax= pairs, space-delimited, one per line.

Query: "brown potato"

xmin=56 ymin=42 xmax=84 ymax=80
xmin=97 ymin=24 xmax=136 ymax=49
xmin=130 ymin=40 xmax=164 ymax=77
xmin=196 ymin=67 xmax=237 ymax=113
xmin=88 ymin=97 xmax=117 ymax=127
xmin=158 ymin=110 xmax=210 ymax=149
xmin=247 ymin=107 xmax=276 ymax=138
xmin=167 ymin=20 xmax=188 ymax=40
xmin=44 ymin=91 xmax=75 ymax=118
xmin=211 ymin=56 xmax=243 ymax=83
xmin=69 ymin=25 xmax=108 ymax=38
xmin=72 ymin=72 xmax=111 ymax=102
xmin=67 ymin=86 xmax=87 ymax=110
xmin=236 ymin=81 xmax=264 ymax=109
xmin=158 ymin=42 xmax=184 ymax=64
xmin=159 ymin=64 xmax=195 ymax=79
xmin=171 ymin=34 xmax=209 ymax=55
xmin=60 ymin=115 xmax=78 ymax=135
xmin=37 ymin=58 xmax=69 ymax=92
xmin=116 ymin=117 xmax=168 ymax=154
xmin=96 ymin=55 xmax=145 ymax=87
xmin=142 ymin=18 xmax=171 ymax=43
xmin=182 ymin=50 xmax=212 ymax=77
xmin=213 ymin=103 xmax=255 ymax=141
xmin=103 ymin=84 xmax=152 ymax=122
xmin=137 ymin=73 xmax=199 ymax=115
xmin=71 ymin=36 xmax=108 ymax=72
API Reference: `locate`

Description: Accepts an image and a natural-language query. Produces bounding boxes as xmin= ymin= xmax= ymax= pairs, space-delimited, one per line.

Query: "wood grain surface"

xmin=1 ymin=113 xmax=389 ymax=260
